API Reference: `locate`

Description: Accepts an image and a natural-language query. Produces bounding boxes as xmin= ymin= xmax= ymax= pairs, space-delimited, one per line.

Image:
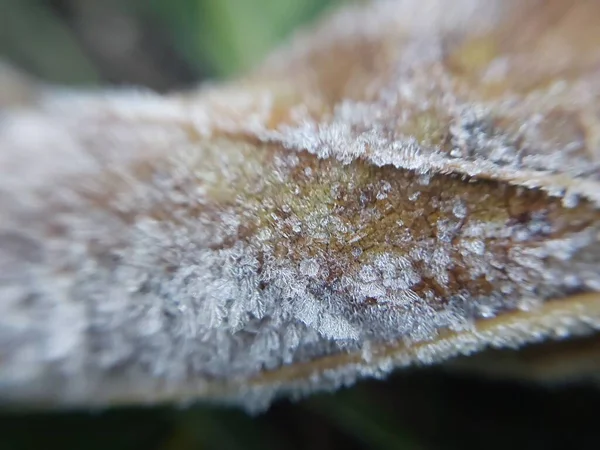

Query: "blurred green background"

xmin=0 ymin=0 xmax=340 ymax=89
xmin=2 ymin=1 xmax=600 ymax=449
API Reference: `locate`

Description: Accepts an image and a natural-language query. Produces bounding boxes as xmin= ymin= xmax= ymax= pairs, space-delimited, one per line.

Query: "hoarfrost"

xmin=1 ymin=0 xmax=600 ymax=411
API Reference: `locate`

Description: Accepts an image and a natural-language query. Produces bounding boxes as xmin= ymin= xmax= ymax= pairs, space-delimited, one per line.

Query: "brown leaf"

xmin=0 ymin=0 xmax=599 ymax=411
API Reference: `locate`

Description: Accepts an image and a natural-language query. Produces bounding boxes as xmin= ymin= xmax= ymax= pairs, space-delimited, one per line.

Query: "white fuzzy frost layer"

xmin=1 ymin=94 xmax=600 ymax=409
xmin=0 ymin=0 xmax=600 ymax=408
xmin=254 ymin=0 xmax=600 ymax=205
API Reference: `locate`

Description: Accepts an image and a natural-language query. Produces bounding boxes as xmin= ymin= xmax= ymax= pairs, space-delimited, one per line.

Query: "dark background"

xmin=1 ymin=0 xmax=600 ymax=448
xmin=2 ymin=368 xmax=600 ymax=450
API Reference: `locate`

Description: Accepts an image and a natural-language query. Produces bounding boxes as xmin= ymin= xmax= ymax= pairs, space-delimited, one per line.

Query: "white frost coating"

xmin=251 ymin=0 xmax=600 ymax=206
xmin=0 ymin=0 xmax=600 ymax=411
xmin=2 ymin=106 xmax=597 ymax=407
xmin=452 ymin=201 xmax=468 ymax=219
xmin=299 ymin=259 xmax=320 ymax=277
xmin=226 ymin=294 xmax=600 ymax=412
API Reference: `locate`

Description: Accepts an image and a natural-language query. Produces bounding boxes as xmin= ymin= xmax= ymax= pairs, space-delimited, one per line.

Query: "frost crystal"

xmin=299 ymin=259 xmax=320 ymax=277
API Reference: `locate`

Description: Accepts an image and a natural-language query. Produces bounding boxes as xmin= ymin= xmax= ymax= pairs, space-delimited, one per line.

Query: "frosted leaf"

xmin=1 ymin=0 xmax=600 ymax=412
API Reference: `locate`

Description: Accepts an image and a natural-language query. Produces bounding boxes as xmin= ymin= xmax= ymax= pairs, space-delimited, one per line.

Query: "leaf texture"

xmin=0 ymin=0 xmax=599 ymax=411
